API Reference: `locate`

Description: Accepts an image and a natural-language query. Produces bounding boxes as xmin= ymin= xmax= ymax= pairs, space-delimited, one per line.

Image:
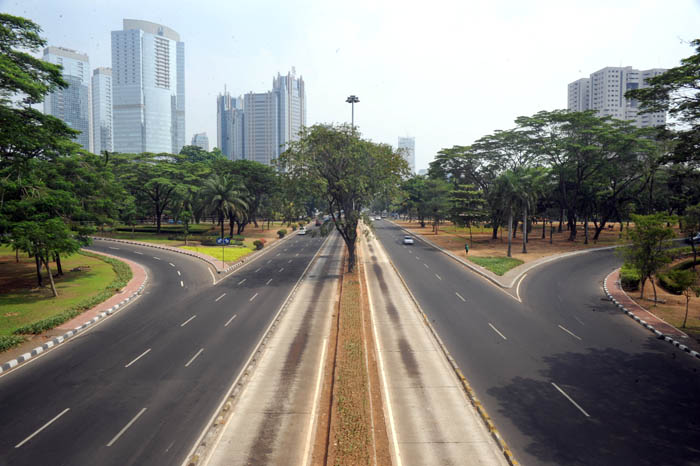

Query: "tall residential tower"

xmin=111 ymin=19 xmax=185 ymax=154
xmin=43 ymin=46 xmax=91 ymax=151
xmin=398 ymin=136 xmax=415 ymax=174
xmin=91 ymin=67 xmax=113 ymax=153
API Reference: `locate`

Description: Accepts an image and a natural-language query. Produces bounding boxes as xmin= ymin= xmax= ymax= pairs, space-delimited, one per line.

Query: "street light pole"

xmin=345 ymin=95 xmax=359 ymax=132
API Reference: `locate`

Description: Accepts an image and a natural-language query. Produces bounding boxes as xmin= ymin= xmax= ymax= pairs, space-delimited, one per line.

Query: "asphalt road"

xmin=0 ymin=231 xmax=326 ymax=466
xmin=374 ymin=220 xmax=700 ymax=466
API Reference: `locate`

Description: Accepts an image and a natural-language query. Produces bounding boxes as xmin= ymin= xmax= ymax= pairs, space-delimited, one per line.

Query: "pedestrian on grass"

xmin=465 ymin=242 xmax=469 ymax=255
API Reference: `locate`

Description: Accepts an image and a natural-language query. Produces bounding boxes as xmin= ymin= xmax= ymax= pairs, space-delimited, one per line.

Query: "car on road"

xmin=403 ymin=235 xmax=414 ymax=245
xmin=686 ymin=233 xmax=700 ymax=244
xmin=298 ymin=227 xmax=307 ymax=235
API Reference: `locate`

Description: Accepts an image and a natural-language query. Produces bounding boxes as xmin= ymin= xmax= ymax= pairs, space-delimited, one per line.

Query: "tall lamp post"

xmin=346 ymin=95 xmax=359 ymax=131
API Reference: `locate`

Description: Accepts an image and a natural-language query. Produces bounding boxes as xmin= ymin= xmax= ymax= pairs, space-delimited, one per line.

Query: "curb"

xmin=389 ymin=220 xmax=619 ymax=289
xmin=366 ymin=229 xmax=518 ymax=466
xmin=182 ymin=233 xmax=336 ymax=466
xmin=603 ymin=270 xmax=700 ymax=361
xmin=0 ymin=256 xmax=148 ymax=375
xmin=92 ymin=230 xmax=299 ymax=276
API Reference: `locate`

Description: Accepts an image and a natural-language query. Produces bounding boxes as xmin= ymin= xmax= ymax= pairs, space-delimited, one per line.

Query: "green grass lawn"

xmin=467 ymin=256 xmax=524 ymax=276
xmin=180 ymin=245 xmax=255 ymax=263
xmin=0 ymin=251 xmax=119 ymax=339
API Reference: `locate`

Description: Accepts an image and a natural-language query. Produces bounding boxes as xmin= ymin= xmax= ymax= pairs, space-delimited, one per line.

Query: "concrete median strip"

xmin=603 ymin=270 xmax=700 ymax=361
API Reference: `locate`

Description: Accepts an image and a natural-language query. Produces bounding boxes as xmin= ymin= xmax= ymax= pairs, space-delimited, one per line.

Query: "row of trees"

xmin=394 ymin=39 xmax=700 ymax=258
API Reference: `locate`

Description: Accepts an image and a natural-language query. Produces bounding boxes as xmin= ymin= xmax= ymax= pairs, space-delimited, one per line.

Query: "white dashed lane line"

xmin=15 ymin=408 xmax=70 ymax=448
xmin=288 ymin=259 xmax=292 ymax=263
xmin=551 ymin=383 xmax=590 ymax=417
xmin=107 ymin=408 xmax=147 ymax=446
xmin=180 ymin=315 xmax=196 ymax=327
xmin=238 ymin=278 xmax=246 ymax=285
xmin=435 ymin=273 xmax=442 ymax=280
xmin=215 ymin=293 xmax=226 ymax=302
xmin=180 ymin=281 xmax=184 ymax=288
xmin=169 ymin=262 xmax=175 ymax=267
xmin=249 ymin=293 xmax=259 ymax=302
xmin=224 ymin=314 xmax=237 ymax=327
xmin=153 ymin=257 xmax=161 ymax=260
xmin=125 ymin=348 xmax=151 ymax=368
xmin=276 ymin=253 xmax=281 ymax=257
xmin=266 ymin=278 xmax=273 ymax=285
xmin=109 ymin=247 xmax=120 ymax=250
xmin=558 ymin=324 xmax=582 ymax=340
xmin=177 ymin=270 xmax=181 ymax=276
xmin=278 ymin=267 xmax=284 ymax=273
xmin=185 ymin=349 xmax=204 ymax=368
xmin=134 ymin=251 xmax=143 ymax=255
xmin=488 ymin=323 xmax=507 ymax=340
xmin=455 ymin=292 xmax=466 ymax=302
xmin=424 ymin=263 xmax=429 ymax=269
xmin=255 ymin=267 xmax=261 ymax=273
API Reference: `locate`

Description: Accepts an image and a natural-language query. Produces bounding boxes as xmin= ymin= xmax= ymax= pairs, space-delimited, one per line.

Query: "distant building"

xmin=111 ymin=19 xmax=185 ymax=154
xmin=217 ymin=91 xmax=244 ymax=160
xmin=418 ymin=168 xmax=428 ymax=176
xmin=191 ymin=132 xmax=209 ymax=151
xmin=91 ymin=67 xmax=113 ymax=154
xmin=43 ymin=46 xmax=91 ymax=151
xmin=398 ymin=136 xmax=415 ymax=174
xmin=567 ymin=66 xmax=666 ymax=127
xmin=274 ymin=68 xmax=306 ymax=154
xmin=244 ymin=91 xmax=279 ymax=165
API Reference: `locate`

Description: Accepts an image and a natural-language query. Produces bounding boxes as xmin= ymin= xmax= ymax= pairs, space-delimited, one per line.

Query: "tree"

xmin=280 ymin=124 xmax=407 ymax=272
xmin=668 ymin=269 xmax=700 ymax=328
xmin=448 ymin=183 xmax=485 ymax=247
xmin=201 ymin=173 xmax=248 ymax=239
xmin=621 ymin=213 xmax=675 ymax=302
xmin=682 ymin=203 xmax=700 ymax=269
xmin=422 ymin=179 xmax=451 ymax=234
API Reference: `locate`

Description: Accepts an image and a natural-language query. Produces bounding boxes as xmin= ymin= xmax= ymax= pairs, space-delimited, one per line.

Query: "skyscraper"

xmin=274 ymin=68 xmax=306 ymax=153
xmin=91 ymin=67 xmax=113 ymax=154
xmin=567 ymin=66 xmax=666 ymax=127
xmin=217 ymin=92 xmax=244 ymax=160
xmin=43 ymin=46 xmax=91 ymax=151
xmin=398 ymin=136 xmax=415 ymax=174
xmin=111 ymin=19 xmax=185 ymax=154
xmin=191 ymin=132 xmax=209 ymax=151
xmin=244 ymin=91 xmax=279 ymax=165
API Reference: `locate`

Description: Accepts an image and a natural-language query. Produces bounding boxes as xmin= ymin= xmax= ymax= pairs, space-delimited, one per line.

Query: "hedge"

xmin=0 ymin=335 xmax=26 ymax=352
xmin=620 ymin=264 xmax=641 ymax=291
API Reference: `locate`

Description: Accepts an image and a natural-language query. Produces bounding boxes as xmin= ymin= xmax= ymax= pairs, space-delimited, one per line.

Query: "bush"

xmin=232 ymin=239 xmax=244 ymax=246
xmin=253 ymin=239 xmax=265 ymax=250
xmin=620 ymin=264 xmax=641 ymax=291
xmin=199 ymin=236 xmax=220 ymax=246
xmin=292 ymin=225 xmax=297 ymax=231
xmin=231 ymin=235 xmax=245 ymax=241
xmin=0 ymin=335 xmax=25 ymax=352
xmin=277 ymin=229 xmax=287 ymax=238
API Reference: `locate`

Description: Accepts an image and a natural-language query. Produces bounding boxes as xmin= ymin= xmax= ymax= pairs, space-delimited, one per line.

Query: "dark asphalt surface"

xmin=0 ymin=232 xmax=326 ymax=466
xmin=374 ymin=220 xmax=700 ymax=466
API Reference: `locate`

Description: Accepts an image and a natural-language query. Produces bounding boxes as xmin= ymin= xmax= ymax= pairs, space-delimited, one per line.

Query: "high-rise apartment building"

xmin=398 ymin=136 xmax=415 ymax=174
xmin=191 ymin=132 xmax=209 ymax=151
xmin=244 ymin=91 xmax=279 ymax=165
xmin=43 ymin=46 xmax=91 ymax=151
xmin=91 ymin=67 xmax=113 ymax=154
xmin=217 ymin=92 xmax=244 ymax=160
xmin=274 ymin=68 xmax=306 ymax=153
xmin=567 ymin=66 xmax=666 ymax=127
xmin=111 ymin=19 xmax=185 ymax=154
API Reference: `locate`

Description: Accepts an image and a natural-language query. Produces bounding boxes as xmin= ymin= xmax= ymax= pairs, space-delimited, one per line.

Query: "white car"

xmin=403 ymin=235 xmax=414 ymax=245
xmin=298 ymin=227 xmax=307 ymax=235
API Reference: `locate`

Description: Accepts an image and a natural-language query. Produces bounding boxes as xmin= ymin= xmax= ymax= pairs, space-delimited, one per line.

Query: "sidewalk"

xmin=0 ymin=250 xmax=148 ymax=375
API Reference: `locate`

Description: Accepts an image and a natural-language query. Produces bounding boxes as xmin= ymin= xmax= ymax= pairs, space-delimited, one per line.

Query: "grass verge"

xmin=180 ymin=245 xmax=255 ymax=263
xmin=468 ymin=256 xmax=524 ymax=275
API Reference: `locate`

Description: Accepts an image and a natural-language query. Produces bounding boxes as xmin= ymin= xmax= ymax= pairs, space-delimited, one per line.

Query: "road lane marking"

xmin=15 ymin=408 xmax=70 ymax=448
xmin=423 ymin=263 xmax=429 ymax=269
xmin=276 ymin=253 xmax=281 ymax=256
xmin=107 ymin=407 xmax=147 ymax=446
xmin=255 ymin=267 xmax=261 ymax=273
xmin=515 ymin=273 xmax=526 ymax=303
xmin=208 ymin=268 xmax=216 ymax=284
xmin=278 ymin=267 xmax=284 ymax=272
xmin=153 ymin=256 xmax=161 ymax=260
xmin=249 ymin=293 xmax=259 ymax=302
xmin=551 ymin=383 xmax=590 ymax=417
xmin=185 ymin=349 xmax=204 ymax=367
xmin=415 ymin=256 xmax=420 ymax=260
xmin=125 ymin=348 xmax=151 ymax=367
xmin=215 ymin=293 xmax=226 ymax=302
xmin=574 ymin=316 xmax=585 ymax=326
xmin=558 ymin=324 xmax=582 ymax=340
xmin=488 ymin=323 xmax=507 ymax=340
xmin=180 ymin=315 xmax=196 ymax=327
xmin=224 ymin=314 xmax=237 ymax=327
xmin=267 ymin=260 xmax=272 ymax=264
xmin=266 ymin=278 xmax=273 ymax=285
xmin=435 ymin=273 xmax=442 ymax=280
xmin=295 ymin=253 xmax=299 ymax=257
xmin=302 ymin=337 xmax=328 ymax=466
xmin=177 ymin=270 xmax=181 ymax=276
xmin=134 ymin=251 xmax=143 ymax=255
xmin=169 ymin=262 xmax=175 ymax=267
xmin=238 ymin=278 xmax=246 ymax=285
xmin=180 ymin=281 xmax=184 ymax=287
xmin=455 ymin=292 xmax=466 ymax=302
xmin=109 ymin=247 xmax=120 ymax=250
xmin=288 ymin=259 xmax=292 ymax=263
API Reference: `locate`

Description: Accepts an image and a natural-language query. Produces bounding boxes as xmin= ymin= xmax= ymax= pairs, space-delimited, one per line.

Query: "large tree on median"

xmin=279 ymin=124 xmax=407 ymax=272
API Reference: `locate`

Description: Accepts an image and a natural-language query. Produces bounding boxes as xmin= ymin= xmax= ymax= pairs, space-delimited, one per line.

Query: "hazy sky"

xmin=2 ymin=0 xmax=699 ymax=170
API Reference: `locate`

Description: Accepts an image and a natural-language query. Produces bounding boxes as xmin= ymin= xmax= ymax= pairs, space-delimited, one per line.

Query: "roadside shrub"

xmin=253 ymin=239 xmax=265 ymax=250
xmin=0 ymin=335 xmax=25 ymax=352
xmin=291 ymin=225 xmax=297 ymax=231
xmin=620 ymin=264 xmax=641 ymax=291
xmin=200 ymin=236 xmax=220 ymax=246
xmin=231 ymin=235 xmax=245 ymax=241
xmin=277 ymin=229 xmax=287 ymax=238
xmin=657 ymin=271 xmax=683 ymax=295
xmin=232 ymin=239 xmax=244 ymax=246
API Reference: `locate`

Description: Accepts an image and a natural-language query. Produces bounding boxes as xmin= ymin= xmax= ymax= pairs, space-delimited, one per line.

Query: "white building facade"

xmin=217 ymin=92 xmax=244 ymax=160
xmin=274 ymin=68 xmax=306 ymax=154
xmin=43 ymin=46 xmax=91 ymax=151
xmin=244 ymin=91 xmax=279 ymax=165
xmin=91 ymin=67 xmax=113 ymax=153
xmin=398 ymin=136 xmax=415 ymax=174
xmin=111 ymin=19 xmax=185 ymax=154
xmin=567 ymin=66 xmax=666 ymax=127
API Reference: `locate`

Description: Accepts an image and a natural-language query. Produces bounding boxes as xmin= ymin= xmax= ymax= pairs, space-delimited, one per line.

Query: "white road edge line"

xmin=488 ymin=323 xmax=507 ymax=340
xmin=238 ymin=278 xmax=246 ymax=285
xmin=15 ymin=408 xmax=70 ymax=448
xmin=180 ymin=315 xmax=196 ymax=327
xmin=551 ymin=382 xmax=590 ymax=417
xmin=455 ymin=292 xmax=466 ymax=302
xmin=558 ymin=324 xmax=582 ymax=340
xmin=515 ymin=273 xmax=526 ymax=303
xmin=215 ymin=293 xmax=226 ymax=302
xmin=224 ymin=314 xmax=237 ymax=327
xmin=365 ymin=240 xmax=403 ymax=466
xmin=185 ymin=348 xmax=204 ymax=368
xmin=208 ymin=268 xmax=216 ymax=285
xmin=125 ymin=348 xmax=152 ymax=368
xmin=249 ymin=293 xmax=259 ymax=302
xmin=301 ymin=337 xmax=328 ymax=466
xmin=107 ymin=407 xmax=147 ymax=446
xmin=435 ymin=273 xmax=442 ymax=280
xmin=266 ymin=278 xmax=273 ymax=285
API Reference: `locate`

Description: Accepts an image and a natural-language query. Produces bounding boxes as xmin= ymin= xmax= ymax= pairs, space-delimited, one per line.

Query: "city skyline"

xmin=5 ymin=0 xmax=699 ymax=170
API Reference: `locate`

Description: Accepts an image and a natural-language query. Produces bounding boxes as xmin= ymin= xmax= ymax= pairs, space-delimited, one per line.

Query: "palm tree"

xmin=496 ymin=171 xmax=519 ymax=258
xmin=201 ymin=174 xmax=248 ymax=239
